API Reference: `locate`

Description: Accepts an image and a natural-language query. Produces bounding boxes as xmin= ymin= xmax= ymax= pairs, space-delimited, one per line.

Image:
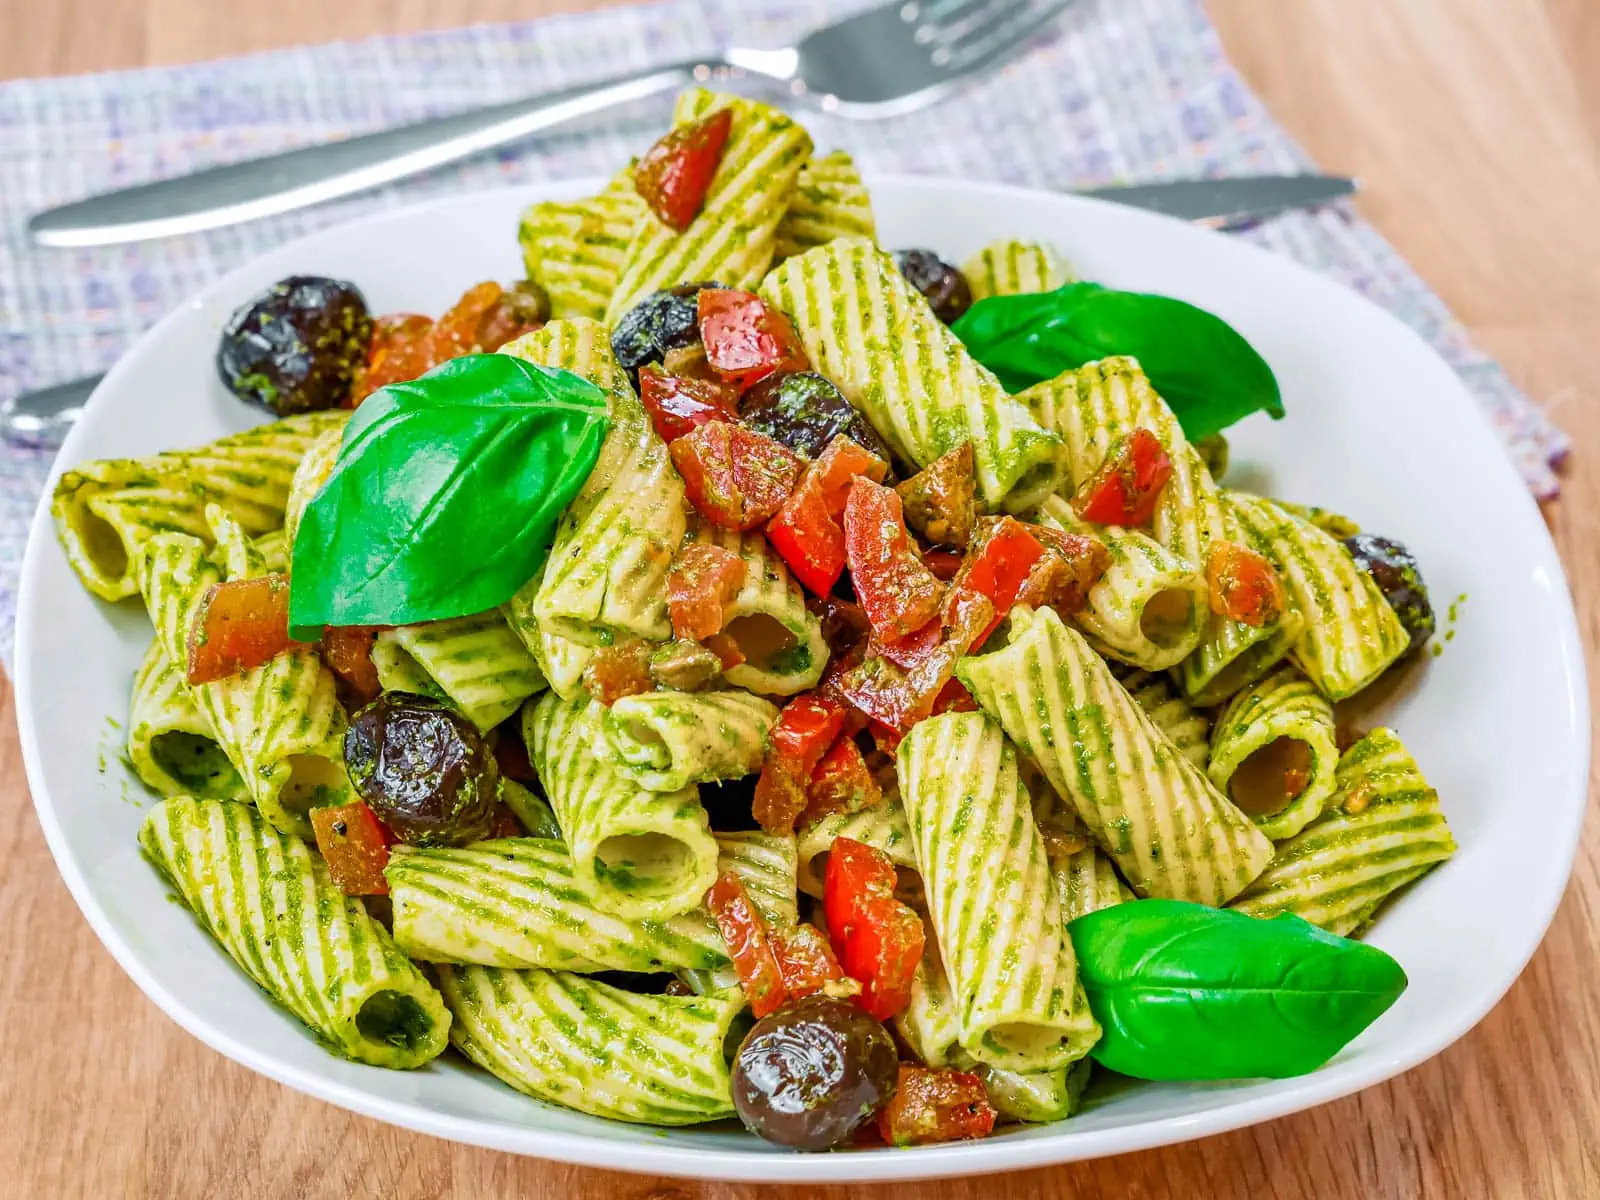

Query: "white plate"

xmin=15 ymin=177 xmax=1589 ymax=1183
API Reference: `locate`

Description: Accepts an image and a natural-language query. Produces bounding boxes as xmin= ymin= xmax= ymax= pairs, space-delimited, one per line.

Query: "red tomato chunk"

xmin=638 ymin=365 xmax=740 ymax=443
xmin=310 ymin=801 xmax=393 ymax=896
xmin=802 ymin=735 xmax=882 ymax=825
xmin=766 ymin=436 xmax=889 ymax=595
xmin=753 ymin=694 xmax=846 ymax=833
xmin=318 ymin=625 xmax=382 ymax=706
xmin=824 ymin=838 xmax=924 ymax=1021
xmin=186 ymin=573 xmax=302 ymax=685
xmin=877 ymin=1065 xmax=997 ymax=1147
xmin=666 ymin=542 xmax=747 ymax=641
xmin=771 ymin=922 xmax=851 ymax=1002
xmin=1071 ymin=427 xmax=1174 ymax=528
xmin=843 ymin=477 xmax=947 ymax=645
xmin=1021 ymin=525 xmax=1112 ymax=616
xmin=671 ymin=421 xmax=803 ymax=531
xmin=705 ymin=871 xmax=788 ymax=1018
xmin=946 ymin=516 xmax=1047 ymax=649
xmin=697 ymin=289 xmax=810 ymax=391
xmin=634 ymin=107 xmax=734 ymax=232
xmin=582 ymin=641 xmax=655 ymax=706
xmin=1206 ymin=540 xmax=1285 ymax=627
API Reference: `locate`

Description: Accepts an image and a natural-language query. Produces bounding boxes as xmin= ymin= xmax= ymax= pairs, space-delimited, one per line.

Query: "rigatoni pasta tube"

xmin=519 ymin=168 xmax=643 ymax=321
xmin=773 ymin=149 xmax=877 ymax=260
xmin=795 ymin=798 xmax=916 ymax=898
xmin=962 ymin=239 xmax=1071 ymax=301
xmin=127 ymin=639 xmax=245 ymax=802
xmin=601 ymin=689 xmax=777 ymax=792
xmin=897 ymin=711 xmax=1100 ymax=1072
xmin=957 ymin=605 xmax=1273 ymax=906
xmin=1208 ymin=666 xmax=1340 ymax=841
xmin=374 ymin=610 xmax=547 ymax=732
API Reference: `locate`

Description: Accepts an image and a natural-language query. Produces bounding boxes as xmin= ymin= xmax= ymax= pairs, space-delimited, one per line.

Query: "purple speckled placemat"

xmin=0 ymin=0 xmax=1568 ymax=666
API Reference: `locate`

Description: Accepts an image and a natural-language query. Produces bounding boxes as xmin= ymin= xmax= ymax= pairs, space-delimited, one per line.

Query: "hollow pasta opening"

xmin=281 ymin=754 xmax=349 ymax=815
xmin=594 ymin=832 xmax=696 ymax=895
xmin=78 ymin=509 xmax=130 ymax=578
xmin=150 ymin=731 xmax=239 ymax=798
xmin=980 ymin=1022 xmax=1072 ymax=1066
xmin=1138 ymin=588 xmax=1195 ymax=647
xmin=725 ymin=614 xmax=799 ymax=671
xmin=355 ymin=989 xmax=434 ymax=1052
xmin=1229 ymin=736 xmax=1314 ymax=817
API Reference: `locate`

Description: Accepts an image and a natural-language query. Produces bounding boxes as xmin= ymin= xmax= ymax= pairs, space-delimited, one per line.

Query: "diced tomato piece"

xmin=473 ymin=281 xmax=548 ymax=353
xmin=1206 ymin=540 xmax=1285 ymax=627
xmin=666 ymin=542 xmax=746 ymax=641
xmin=582 ymin=641 xmax=655 ymax=706
xmin=638 ymin=365 xmax=740 ymax=443
xmin=877 ymin=1066 xmax=998 ymax=1147
xmin=697 ymin=289 xmax=810 ymax=391
xmin=824 ymin=839 xmax=924 ymax=1021
xmin=671 ymin=421 xmax=803 ymax=531
xmin=353 ymin=313 xmax=435 ymax=403
xmin=318 ymin=625 xmax=381 ymax=706
xmin=945 ymin=517 xmax=1047 ymax=649
xmin=869 ymin=720 xmax=903 ymax=755
xmin=1071 ymin=427 xmax=1174 ymax=528
xmin=843 ymin=478 xmax=947 ymax=645
xmin=186 ymin=573 xmax=302 ymax=685
xmin=1020 ymin=525 xmax=1112 ymax=616
xmin=771 ymin=923 xmax=850 ymax=1001
xmin=634 ymin=107 xmax=734 ymax=232
xmin=425 ymin=281 xmax=507 ymax=361
xmin=311 ymin=802 xmax=392 ymax=896
xmin=931 ymin=677 xmax=977 ymax=714
xmin=922 ymin=549 xmax=963 ymax=581
xmin=833 ymin=593 xmax=992 ymax=737
xmin=767 ymin=436 xmax=891 ymax=596
xmin=705 ymin=870 xmax=787 ymax=1017
xmin=823 ymin=837 xmax=899 ymax=949
xmin=897 ymin=443 xmax=977 ymax=549
xmin=703 ymin=631 xmax=746 ymax=671
xmin=753 ymin=694 xmax=846 ymax=834
xmin=802 ymin=736 xmax=882 ymax=825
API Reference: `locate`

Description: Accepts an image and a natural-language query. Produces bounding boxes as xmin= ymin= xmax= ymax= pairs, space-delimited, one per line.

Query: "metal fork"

xmin=27 ymin=0 xmax=1077 ymax=249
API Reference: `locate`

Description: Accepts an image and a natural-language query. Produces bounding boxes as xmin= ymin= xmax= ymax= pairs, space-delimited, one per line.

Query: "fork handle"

xmin=27 ymin=60 xmax=711 ymax=249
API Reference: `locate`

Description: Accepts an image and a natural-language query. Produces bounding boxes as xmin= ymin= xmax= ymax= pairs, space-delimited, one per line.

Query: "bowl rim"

xmin=15 ymin=173 xmax=1591 ymax=1183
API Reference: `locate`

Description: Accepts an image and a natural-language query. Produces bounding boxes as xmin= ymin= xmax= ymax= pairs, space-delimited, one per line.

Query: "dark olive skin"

xmin=609 ymin=281 xmax=722 ymax=385
xmin=1344 ymin=533 xmax=1435 ymax=653
xmin=732 ymin=995 xmax=899 ymax=1150
xmin=344 ymin=692 xmax=499 ymax=846
xmin=892 ymin=248 xmax=973 ymax=324
xmin=739 ymin=371 xmax=895 ymax=464
xmin=216 ymin=275 xmax=371 ymax=415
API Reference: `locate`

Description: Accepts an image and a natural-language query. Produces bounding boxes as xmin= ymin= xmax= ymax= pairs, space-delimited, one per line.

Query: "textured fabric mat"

xmin=0 ymin=0 xmax=1569 ymax=666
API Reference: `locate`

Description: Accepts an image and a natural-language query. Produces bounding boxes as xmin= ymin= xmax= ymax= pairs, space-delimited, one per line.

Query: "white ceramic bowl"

xmin=16 ymin=178 xmax=1589 ymax=1183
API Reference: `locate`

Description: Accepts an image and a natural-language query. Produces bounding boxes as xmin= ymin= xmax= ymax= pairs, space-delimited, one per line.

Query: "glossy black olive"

xmin=892 ymin=248 xmax=973 ymax=324
xmin=732 ymin=995 xmax=899 ymax=1150
xmin=1344 ymin=533 xmax=1435 ymax=653
xmin=344 ymin=692 xmax=498 ymax=846
xmin=216 ymin=275 xmax=372 ymax=415
xmin=609 ymin=282 xmax=721 ymax=385
xmin=738 ymin=371 xmax=895 ymax=463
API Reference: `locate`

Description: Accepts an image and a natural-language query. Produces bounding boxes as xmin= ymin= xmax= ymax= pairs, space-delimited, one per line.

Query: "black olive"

xmin=216 ymin=275 xmax=372 ymax=416
xmin=732 ymin=994 xmax=899 ymax=1150
xmin=1343 ymin=533 xmax=1435 ymax=653
xmin=610 ymin=282 xmax=722 ymax=386
xmin=739 ymin=371 xmax=895 ymax=464
xmin=344 ymin=692 xmax=499 ymax=846
xmin=892 ymin=248 xmax=973 ymax=324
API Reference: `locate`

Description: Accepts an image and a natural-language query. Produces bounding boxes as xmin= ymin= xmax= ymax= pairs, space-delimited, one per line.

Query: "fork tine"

xmin=931 ymin=0 xmax=1075 ymax=73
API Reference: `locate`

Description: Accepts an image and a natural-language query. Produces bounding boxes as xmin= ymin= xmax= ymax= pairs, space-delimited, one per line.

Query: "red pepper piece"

xmin=766 ymin=436 xmax=890 ymax=595
xmin=771 ymin=922 xmax=849 ymax=1001
xmin=922 ymin=549 xmax=964 ymax=581
xmin=834 ymin=587 xmax=993 ymax=735
xmin=823 ymin=837 xmax=899 ymax=949
xmin=823 ymin=838 xmax=924 ymax=1021
xmin=186 ymin=573 xmax=303 ymax=685
xmin=310 ymin=801 xmax=393 ymax=896
xmin=1206 ymin=540 xmax=1286 ymax=627
xmin=877 ymin=1065 xmax=998 ymax=1147
xmin=801 ymin=736 xmax=883 ymax=825
xmin=638 ymin=365 xmax=740 ymax=443
xmin=931 ymin=677 xmax=977 ymax=714
xmin=671 ymin=420 xmax=803 ymax=531
xmin=843 ymin=477 xmax=947 ymax=646
xmin=318 ymin=625 xmax=382 ymax=707
xmin=1071 ymin=427 xmax=1174 ymax=528
xmin=582 ymin=641 xmax=655 ymax=706
xmin=946 ymin=516 xmax=1048 ymax=649
xmin=705 ymin=870 xmax=788 ymax=1017
xmin=666 ymin=542 xmax=747 ymax=641
xmin=634 ymin=107 xmax=734 ymax=232
xmin=697 ymin=289 xmax=810 ymax=391
xmin=752 ymin=693 xmax=846 ymax=834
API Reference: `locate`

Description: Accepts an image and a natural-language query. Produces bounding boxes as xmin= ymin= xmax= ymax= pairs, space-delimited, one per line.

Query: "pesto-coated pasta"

xmin=896 ymin=932 xmax=963 ymax=1069
xmin=501 ymin=554 xmax=597 ymax=702
xmin=898 ymin=712 xmax=1100 ymax=1072
xmin=127 ymin=639 xmax=246 ymax=801
xmin=374 ymin=611 xmax=547 ymax=732
xmin=502 ymin=319 xmax=686 ymax=647
xmin=140 ymin=796 xmax=449 ymax=1068
xmin=795 ymin=798 xmax=915 ymax=899
xmin=1031 ymin=784 xmax=1133 ymax=922
xmin=1117 ymin=669 xmax=1211 ymax=770
xmin=1208 ymin=666 xmax=1340 ymax=841
xmin=437 ymin=965 xmax=744 ymax=1125
xmin=773 ymin=149 xmax=877 ymax=260
xmin=962 ymin=238 xmax=1071 ymax=301
xmin=283 ymin=424 xmax=342 ymax=550
xmin=981 ymin=1060 xmax=1093 ymax=1125
xmin=602 ymin=689 xmax=778 ymax=792
xmin=519 ymin=169 xmax=644 ymax=321
xmin=760 ymin=237 xmax=1064 ymax=512
xmin=1231 ymin=728 xmax=1457 ymax=934
xmin=605 ymin=90 xmax=812 ymax=322
xmin=957 ymin=606 xmax=1274 ymax=905
xmin=522 ymin=692 xmax=719 ymax=921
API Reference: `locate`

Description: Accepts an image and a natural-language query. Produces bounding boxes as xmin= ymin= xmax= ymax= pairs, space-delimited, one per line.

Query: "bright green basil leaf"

xmin=288 ymin=353 xmax=610 ymax=639
xmin=951 ymin=282 xmax=1284 ymax=442
xmin=1067 ymin=899 xmax=1407 ymax=1081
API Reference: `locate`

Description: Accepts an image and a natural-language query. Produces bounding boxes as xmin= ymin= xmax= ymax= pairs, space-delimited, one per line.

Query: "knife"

xmin=3 ymin=174 xmax=1355 ymax=449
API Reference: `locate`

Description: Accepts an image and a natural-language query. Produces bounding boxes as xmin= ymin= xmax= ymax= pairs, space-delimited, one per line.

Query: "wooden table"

xmin=3 ymin=2 xmax=1598 ymax=1196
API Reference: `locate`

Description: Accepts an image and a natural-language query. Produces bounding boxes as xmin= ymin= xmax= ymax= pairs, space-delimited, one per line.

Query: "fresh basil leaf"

xmin=1067 ymin=899 xmax=1407 ymax=1080
xmin=951 ymin=282 xmax=1284 ymax=442
xmin=288 ymin=353 xmax=610 ymax=639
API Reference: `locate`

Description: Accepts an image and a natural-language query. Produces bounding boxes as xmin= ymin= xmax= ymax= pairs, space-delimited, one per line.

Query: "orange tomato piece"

xmin=877 ymin=1066 xmax=997 ymax=1146
xmin=1206 ymin=540 xmax=1286 ymax=626
xmin=1071 ymin=427 xmax=1174 ymax=528
xmin=186 ymin=573 xmax=301 ymax=685
xmin=665 ymin=542 xmax=747 ymax=642
xmin=634 ymin=107 xmax=734 ymax=232
xmin=310 ymin=801 xmax=393 ymax=896
xmin=705 ymin=870 xmax=788 ymax=1018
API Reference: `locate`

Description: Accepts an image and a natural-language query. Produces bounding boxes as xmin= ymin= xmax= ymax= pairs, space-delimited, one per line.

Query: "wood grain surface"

xmin=3 ymin=1 xmax=1598 ymax=1196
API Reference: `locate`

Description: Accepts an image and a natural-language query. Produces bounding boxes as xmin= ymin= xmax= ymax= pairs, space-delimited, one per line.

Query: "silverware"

xmin=27 ymin=0 xmax=1080 ymax=248
xmin=1 ymin=170 xmax=1358 ymax=451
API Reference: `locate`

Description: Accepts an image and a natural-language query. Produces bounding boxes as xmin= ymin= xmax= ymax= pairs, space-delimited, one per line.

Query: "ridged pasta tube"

xmin=774 ymin=149 xmax=877 ymax=260
xmin=519 ymin=170 xmax=644 ymax=321
xmin=522 ymin=692 xmax=718 ymax=921
xmin=374 ymin=611 xmax=546 ymax=732
xmin=957 ymin=606 xmax=1274 ymax=905
xmin=140 ymin=797 xmax=450 ymax=1068
xmin=1231 ymin=728 xmax=1457 ymax=934
xmin=1031 ymin=786 xmax=1133 ymax=923
xmin=282 ymin=424 xmax=341 ymax=549
xmin=1117 ymin=669 xmax=1210 ymax=770
xmin=962 ymin=239 xmax=1071 ymax=301
xmin=688 ymin=521 xmax=827 ymax=695
xmin=436 ymin=965 xmax=743 ymax=1125
xmin=898 ymin=712 xmax=1100 ymax=1072
xmin=981 ymin=1060 xmax=1092 ymax=1125
xmin=501 ymin=554 xmax=597 ymax=702
xmin=1228 ymin=492 xmax=1411 ymax=700
xmin=1208 ymin=667 xmax=1340 ymax=841
xmin=896 ymin=933 xmax=963 ymax=1069
xmin=127 ymin=639 xmax=245 ymax=801
xmin=795 ymin=798 xmax=915 ymax=898
xmin=502 ymin=319 xmax=686 ymax=647
xmin=601 ymin=689 xmax=777 ymax=792
xmin=604 ymin=90 xmax=812 ymax=322
xmin=759 ymin=237 xmax=1064 ymax=512
xmin=53 ymin=410 xmax=345 ymax=601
